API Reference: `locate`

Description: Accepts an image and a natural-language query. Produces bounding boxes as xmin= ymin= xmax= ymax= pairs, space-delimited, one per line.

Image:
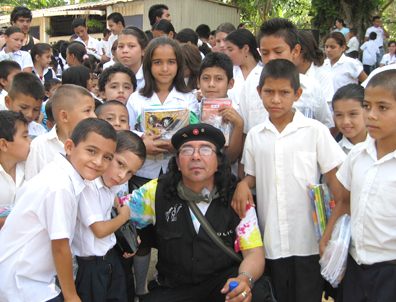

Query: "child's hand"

xmin=219 ymin=107 xmax=243 ymax=127
xmin=231 ymin=181 xmax=254 ymax=219
xmin=117 ymin=204 xmax=130 ymax=222
xmin=319 ymin=236 xmax=329 ymax=258
xmin=123 ymin=236 xmax=141 ymax=258
xmin=196 ymin=90 xmax=203 ymax=102
xmin=143 ymin=134 xmax=169 ymax=155
xmin=64 ymin=296 xmax=81 ymax=302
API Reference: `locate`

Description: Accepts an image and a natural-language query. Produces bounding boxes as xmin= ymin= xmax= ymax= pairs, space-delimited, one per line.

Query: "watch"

xmin=239 ymin=272 xmax=254 ymax=289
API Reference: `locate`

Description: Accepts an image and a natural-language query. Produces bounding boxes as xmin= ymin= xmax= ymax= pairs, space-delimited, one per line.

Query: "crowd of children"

xmin=0 ymin=6 xmax=396 ymax=302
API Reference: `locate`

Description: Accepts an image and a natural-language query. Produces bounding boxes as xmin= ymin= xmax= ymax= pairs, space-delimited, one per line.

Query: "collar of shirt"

xmin=54 ymin=153 xmax=86 ymax=196
xmin=148 ymin=87 xmax=186 ymax=104
xmin=1 ymin=89 xmax=8 ymax=97
xmin=0 ymin=161 xmax=24 ymax=187
xmin=94 ymin=176 xmax=119 ymax=196
xmin=260 ymin=108 xmax=311 ymax=135
xmin=136 ymin=64 xmax=144 ymax=81
xmin=305 ymin=62 xmax=316 ymax=78
xmin=364 ymin=135 xmax=396 ymax=163
xmin=47 ymin=125 xmax=64 ymax=146
xmin=339 ymin=134 xmax=355 ymax=151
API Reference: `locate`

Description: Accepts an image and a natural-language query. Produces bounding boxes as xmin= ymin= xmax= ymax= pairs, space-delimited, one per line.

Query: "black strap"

xmin=186 ymin=199 xmax=243 ymax=263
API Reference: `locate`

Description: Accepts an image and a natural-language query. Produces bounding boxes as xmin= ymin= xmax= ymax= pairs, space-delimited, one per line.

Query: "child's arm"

xmin=231 ymin=175 xmax=256 ymax=219
xmin=219 ymin=106 xmax=244 ymax=164
xmin=90 ymin=203 xmax=130 ymax=239
xmin=52 ymin=239 xmax=81 ymax=302
xmin=324 ymin=167 xmax=343 ymax=204
xmin=358 ymin=71 xmax=368 ymax=83
xmin=0 ymin=217 xmax=6 ymax=229
xmin=319 ymin=186 xmax=351 ymax=257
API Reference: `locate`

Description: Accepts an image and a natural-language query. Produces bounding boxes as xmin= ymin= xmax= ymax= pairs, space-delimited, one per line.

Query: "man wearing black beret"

xmin=122 ymin=124 xmax=267 ymax=302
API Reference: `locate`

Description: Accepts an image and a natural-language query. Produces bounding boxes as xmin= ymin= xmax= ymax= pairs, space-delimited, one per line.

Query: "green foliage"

xmin=86 ymin=19 xmax=104 ymax=30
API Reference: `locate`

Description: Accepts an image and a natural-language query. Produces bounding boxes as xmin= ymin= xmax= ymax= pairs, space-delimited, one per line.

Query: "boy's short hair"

xmin=107 ymin=12 xmax=125 ymax=28
xmin=98 ymin=62 xmax=137 ymax=93
xmin=148 ymin=4 xmax=169 ymax=26
xmin=70 ymin=118 xmax=117 ymax=147
xmin=44 ymin=78 xmax=61 ymax=92
xmin=45 ymin=99 xmax=55 ymax=123
xmin=10 ymin=6 xmax=32 ymax=23
xmin=195 ymin=24 xmax=211 ymax=39
xmin=103 ymin=28 xmax=111 ymax=36
xmin=0 ymin=111 xmax=27 ymax=141
xmin=95 ymin=100 xmax=129 ymax=118
xmin=332 ymin=83 xmax=364 ymax=109
xmin=8 ymin=72 xmax=45 ymax=101
xmin=350 ymin=28 xmax=357 ymax=36
xmin=116 ymin=130 xmax=146 ymax=161
xmin=0 ymin=60 xmax=21 ymax=89
xmin=198 ymin=52 xmax=233 ymax=83
xmin=51 ymin=84 xmax=93 ymax=123
xmin=258 ymin=59 xmax=300 ymax=92
xmin=257 ymin=18 xmax=299 ymax=51
xmin=366 ymin=69 xmax=396 ymax=101
xmin=369 ymin=32 xmax=377 ymax=40
xmin=372 ymin=16 xmax=381 ymax=22
xmin=72 ymin=18 xmax=86 ymax=29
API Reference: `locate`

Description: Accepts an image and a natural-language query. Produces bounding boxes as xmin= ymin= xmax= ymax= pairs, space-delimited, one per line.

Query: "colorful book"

xmin=200 ymin=98 xmax=232 ymax=147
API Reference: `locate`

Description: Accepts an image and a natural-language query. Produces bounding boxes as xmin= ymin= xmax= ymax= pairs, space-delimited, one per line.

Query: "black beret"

xmin=171 ymin=123 xmax=225 ymax=150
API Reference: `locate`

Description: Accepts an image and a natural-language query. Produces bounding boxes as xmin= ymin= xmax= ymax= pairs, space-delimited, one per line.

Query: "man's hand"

xmin=143 ymin=134 xmax=169 ymax=155
xmin=221 ymin=277 xmax=251 ymax=301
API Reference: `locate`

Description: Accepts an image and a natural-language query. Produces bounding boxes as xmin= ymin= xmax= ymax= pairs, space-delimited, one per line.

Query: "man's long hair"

xmin=160 ymin=150 xmax=239 ymax=205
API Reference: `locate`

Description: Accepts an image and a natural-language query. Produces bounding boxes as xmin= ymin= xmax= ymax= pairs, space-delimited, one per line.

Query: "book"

xmin=200 ymin=98 xmax=232 ymax=147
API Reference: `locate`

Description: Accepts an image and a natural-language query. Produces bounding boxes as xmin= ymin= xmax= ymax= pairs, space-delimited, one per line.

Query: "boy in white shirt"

xmin=25 ymin=84 xmax=96 ymax=180
xmin=345 ymin=28 xmax=359 ymax=59
xmin=0 ymin=118 xmax=117 ymax=302
xmin=0 ymin=111 xmax=31 ymax=229
xmin=320 ymin=69 xmax=396 ymax=301
xmin=72 ymin=130 xmax=145 ymax=301
xmin=4 ymin=72 xmax=47 ymax=138
xmin=72 ymin=18 xmax=102 ymax=60
xmin=233 ymin=59 xmax=346 ymax=302
xmin=0 ymin=60 xmax=21 ymax=109
xmin=360 ymin=32 xmax=380 ymax=75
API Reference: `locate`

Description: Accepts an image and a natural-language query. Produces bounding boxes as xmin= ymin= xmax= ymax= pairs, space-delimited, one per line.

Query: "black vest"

xmin=32 ymin=68 xmax=54 ymax=82
xmin=154 ymin=179 xmax=241 ymax=288
xmin=21 ymin=34 xmax=34 ymax=52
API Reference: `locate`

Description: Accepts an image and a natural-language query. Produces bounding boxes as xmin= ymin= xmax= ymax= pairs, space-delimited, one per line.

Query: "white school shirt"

xmin=346 ymin=36 xmax=359 ymax=53
xmin=361 ymin=63 xmax=396 ymax=88
xmin=105 ymin=33 xmax=118 ymax=59
xmin=28 ymin=121 xmax=47 ymax=138
xmin=365 ymin=26 xmax=386 ymax=48
xmin=360 ymin=40 xmax=380 ymax=66
xmin=380 ymin=53 xmax=396 ymax=66
xmin=0 ymin=89 xmax=8 ymax=108
xmin=305 ymin=62 xmax=335 ymax=105
xmin=238 ymin=72 xmax=334 ymax=134
xmin=103 ymin=58 xmax=115 ymax=70
xmin=0 ymin=153 xmax=87 ymax=302
xmin=135 ymin=64 xmax=145 ymax=92
xmin=126 ymin=88 xmax=200 ymax=179
xmin=242 ymin=108 xmax=346 ymax=259
xmin=338 ymin=133 xmax=370 ymax=155
xmin=25 ymin=126 xmax=65 ymax=180
xmin=98 ymin=39 xmax=109 ymax=55
xmin=0 ymin=49 xmax=33 ymax=71
xmin=74 ymin=35 xmax=100 ymax=54
xmin=0 ymin=161 xmax=25 ymax=208
xmin=228 ymin=63 xmax=263 ymax=106
xmin=32 ymin=66 xmax=56 ymax=85
xmin=323 ymin=54 xmax=363 ymax=93
xmin=337 ymin=137 xmax=396 ymax=265
xmin=72 ymin=177 xmax=117 ymax=257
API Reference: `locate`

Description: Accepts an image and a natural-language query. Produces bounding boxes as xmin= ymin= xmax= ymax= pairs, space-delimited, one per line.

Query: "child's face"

xmin=258 ymin=77 xmax=302 ymax=123
xmin=209 ymin=34 xmax=216 ymax=47
xmin=151 ymin=44 xmax=178 ymax=88
xmin=5 ymin=93 xmax=42 ymax=124
xmin=35 ymin=50 xmax=52 ymax=69
xmin=86 ymin=73 xmax=93 ymax=92
xmin=389 ymin=43 xmax=396 ymax=54
xmin=325 ymin=38 xmax=345 ymax=62
xmin=226 ymin=41 xmax=247 ymax=66
xmin=259 ymin=35 xmax=300 ymax=65
xmin=333 ymin=99 xmax=366 ymax=143
xmin=91 ymin=78 xmax=99 ymax=97
xmin=74 ymin=25 xmax=88 ymax=41
xmin=117 ymin=35 xmax=144 ymax=70
xmin=5 ymin=32 xmax=24 ymax=52
xmin=100 ymin=72 xmax=134 ymax=104
xmin=198 ymin=67 xmax=234 ymax=99
xmin=216 ymin=32 xmax=228 ymax=53
xmin=0 ymin=69 xmax=20 ymax=92
xmin=66 ymin=96 xmax=96 ymax=131
xmin=364 ymin=86 xmax=396 ymax=144
xmin=97 ymin=104 xmax=130 ymax=131
xmin=102 ymin=151 xmax=143 ymax=187
xmin=108 ymin=20 xmax=123 ymax=35
xmin=46 ymin=83 xmax=62 ymax=99
xmin=65 ymin=131 xmax=116 ymax=181
xmin=4 ymin=121 xmax=32 ymax=162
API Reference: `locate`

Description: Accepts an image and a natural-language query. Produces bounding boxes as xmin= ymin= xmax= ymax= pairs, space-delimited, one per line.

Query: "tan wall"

xmin=112 ymin=1 xmax=144 ymax=16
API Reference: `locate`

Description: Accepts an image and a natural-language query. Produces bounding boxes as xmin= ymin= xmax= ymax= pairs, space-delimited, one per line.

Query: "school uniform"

xmin=380 ymin=52 xmax=396 ymax=66
xmin=98 ymin=39 xmax=109 ymax=56
xmin=105 ymin=33 xmax=118 ymax=60
xmin=28 ymin=121 xmax=47 ymax=139
xmin=346 ymin=36 xmax=359 ymax=59
xmin=242 ymin=108 xmax=346 ymax=301
xmin=305 ymin=62 xmax=334 ymax=105
xmin=72 ymin=177 xmax=127 ymax=302
xmin=25 ymin=126 xmax=65 ymax=180
xmin=338 ymin=134 xmax=369 ymax=155
xmin=74 ymin=35 xmax=101 ymax=54
xmin=239 ymin=73 xmax=334 ymax=135
xmin=323 ymin=54 xmax=364 ymax=93
xmin=0 ymin=89 xmax=8 ymax=108
xmin=228 ymin=63 xmax=263 ymax=106
xmin=0 ymin=161 xmax=25 ymax=209
xmin=0 ymin=49 xmax=33 ymax=71
xmin=361 ymin=63 xmax=396 ymax=88
xmin=337 ymin=137 xmax=396 ymax=301
xmin=135 ymin=64 xmax=145 ymax=92
xmin=0 ymin=153 xmax=87 ymax=302
xmin=32 ymin=66 xmax=56 ymax=85
xmin=103 ymin=58 xmax=115 ymax=70
xmin=365 ymin=26 xmax=386 ymax=66
xmin=360 ymin=40 xmax=380 ymax=75
xmin=126 ymin=88 xmax=200 ymax=180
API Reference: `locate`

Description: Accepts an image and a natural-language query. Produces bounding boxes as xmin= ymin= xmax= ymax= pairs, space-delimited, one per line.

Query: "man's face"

xmin=13 ymin=17 xmax=31 ymax=34
xmin=160 ymin=9 xmax=172 ymax=22
xmin=108 ymin=20 xmax=123 ymax=35
xmin=74 ymin=25 xmax=88 ymax=40
xmin=176 ymin=140 xmax=218 ymax=189
xmin=373 ymin=18 xmax=382 ymax=27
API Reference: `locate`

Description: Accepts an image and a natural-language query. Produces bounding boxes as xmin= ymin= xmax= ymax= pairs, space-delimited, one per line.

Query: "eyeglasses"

xmin=179 ymin=147 xmax=216 ymax=156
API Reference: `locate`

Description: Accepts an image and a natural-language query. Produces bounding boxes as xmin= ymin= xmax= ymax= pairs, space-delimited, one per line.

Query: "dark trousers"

xmin=343 ymin=254 xmax=396 ymax=302
xmin=265 ymin=255 xmax=323 ymax=302
xmin=46 ymin=293 xmax=64 ymax=302
xmin=75 ymin=248 xmax=127 ymax=302
xmin=141 ymin=265 xmax=268 ymax=302
xmin=363 ymin=64 xmax=375 ymax=75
